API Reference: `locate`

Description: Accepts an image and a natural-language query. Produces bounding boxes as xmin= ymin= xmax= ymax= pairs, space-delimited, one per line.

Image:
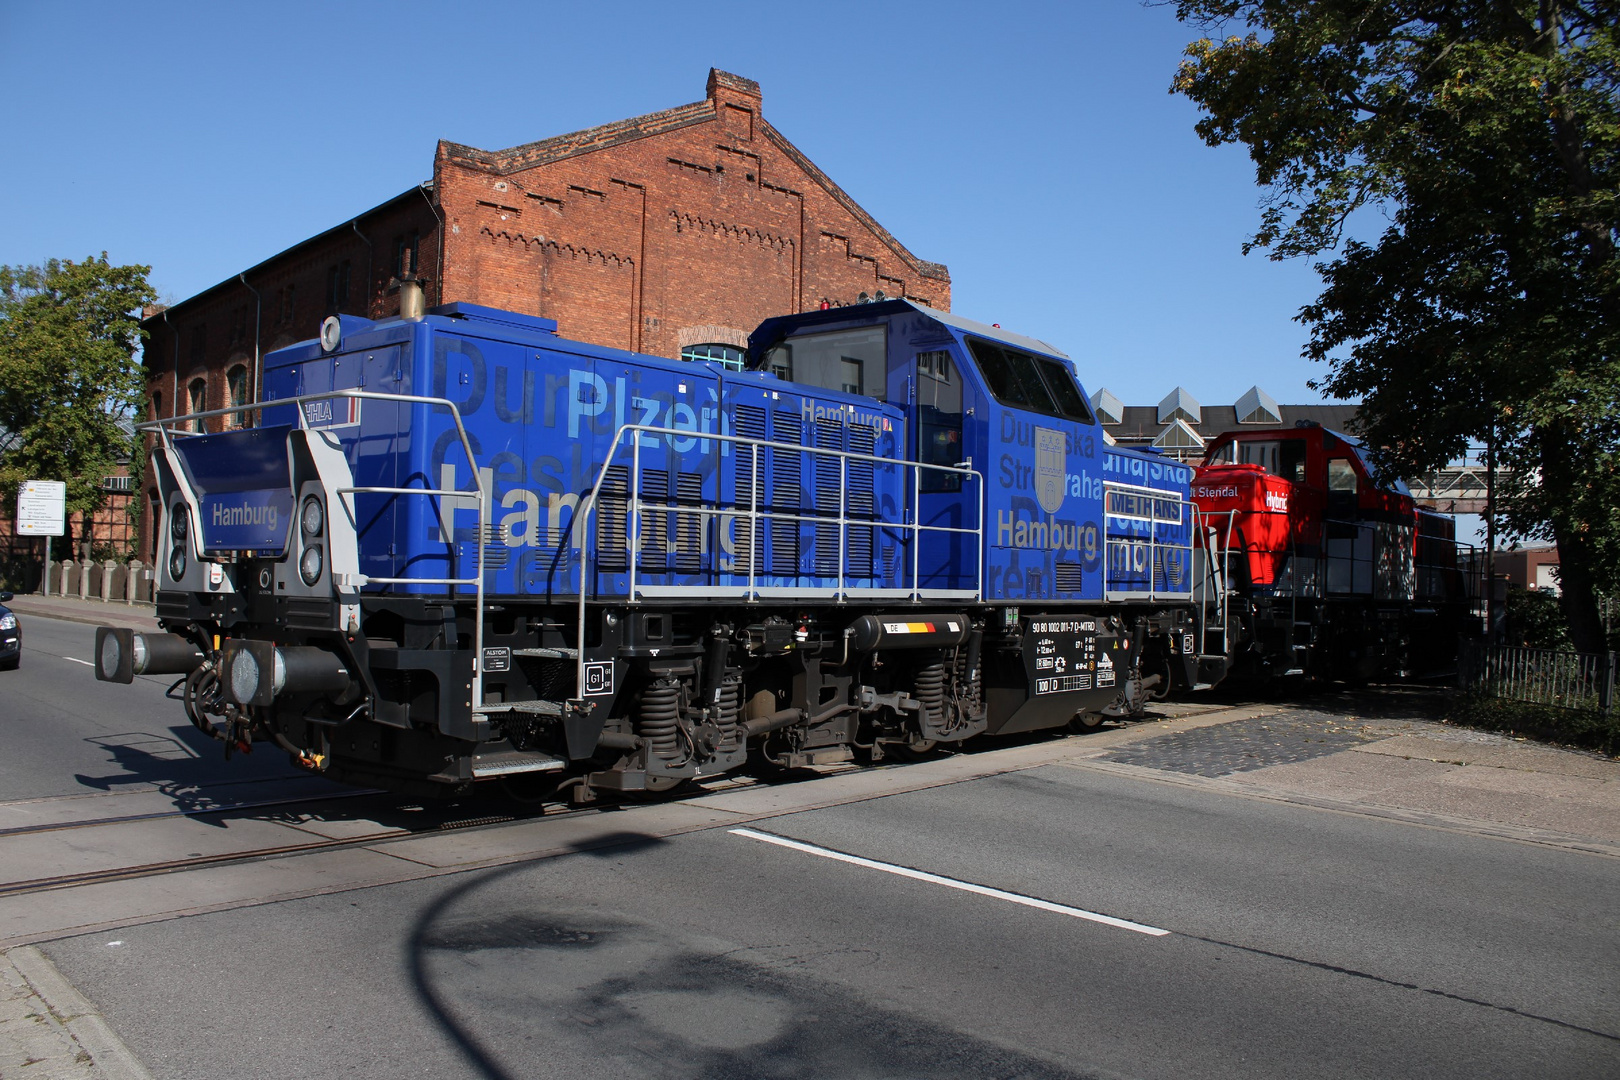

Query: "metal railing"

xmin=575 ymin=421 xmax=985 ymax=702
xmin=1101 ymin=481 xmax=1195 ymax=602
xmin=1462 ymin=643 xmax=1616 ymax=714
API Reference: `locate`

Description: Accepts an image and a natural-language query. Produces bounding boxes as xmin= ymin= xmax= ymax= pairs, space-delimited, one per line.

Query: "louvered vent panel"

xmin=638 ymin=469 xmax=669 ymax=572
xmin=675 ymin=472 xmax=704 ymax=573
xmin=769 ymin=413 xmax=802 ymax=575
xmin=734 ymin=404 xmax=767 ymax=440
xmin=847 ymin=421 xmax=877 ymax=515
xmin=1055 ymin=564 xmax=1086 ymax=592
xmin=847 ymin=524 xmax=874 ymax=574
xmin=597 ymin=465 xmax=629 ymax=571
xmin=813 ymin=416 xmax=842 ymax=514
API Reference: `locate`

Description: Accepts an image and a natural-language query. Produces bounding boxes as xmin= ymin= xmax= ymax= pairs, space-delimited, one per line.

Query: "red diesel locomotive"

xmin=1190 ymin=422 xmax=1477 ymax=683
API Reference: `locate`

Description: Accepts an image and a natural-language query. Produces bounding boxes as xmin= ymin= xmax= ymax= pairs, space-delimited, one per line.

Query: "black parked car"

xmin=0 ymin=591 xmax=19 ymax=670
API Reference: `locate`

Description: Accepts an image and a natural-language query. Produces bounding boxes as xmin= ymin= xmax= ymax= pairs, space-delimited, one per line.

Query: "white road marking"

xmin=729 ymin=827 xmax=1170 ymax=937
xmin=62 ymin=657 xmax=93 ymax=666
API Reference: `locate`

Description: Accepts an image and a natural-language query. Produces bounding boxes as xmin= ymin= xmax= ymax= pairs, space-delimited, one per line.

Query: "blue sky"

xmin=0 ymin=0 xmax=1344 ymax=407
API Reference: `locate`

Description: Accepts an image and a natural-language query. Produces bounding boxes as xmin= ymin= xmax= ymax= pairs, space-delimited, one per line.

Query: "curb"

xmin=3 ymin=945 xmax=155 ymax=1080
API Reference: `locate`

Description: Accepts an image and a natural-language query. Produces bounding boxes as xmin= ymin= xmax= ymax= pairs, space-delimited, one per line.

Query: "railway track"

xmin=0 ymin=772 xmax=775 ymax=901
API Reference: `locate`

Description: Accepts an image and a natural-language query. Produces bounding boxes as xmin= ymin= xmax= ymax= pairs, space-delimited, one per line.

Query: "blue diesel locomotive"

xmin=96 ymin=287 xmax=1225 ymax=795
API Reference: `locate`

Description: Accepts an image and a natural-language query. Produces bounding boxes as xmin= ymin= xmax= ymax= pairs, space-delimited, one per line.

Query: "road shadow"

xmin=405 ymin=844 xmax=1096 ymax=1080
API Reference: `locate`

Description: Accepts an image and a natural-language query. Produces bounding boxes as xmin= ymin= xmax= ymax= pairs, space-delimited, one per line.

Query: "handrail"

xmin=574 ymin=421 xmax=986 ymax=705
xmin=1101 ymin=480 xmax=1195 ymax=601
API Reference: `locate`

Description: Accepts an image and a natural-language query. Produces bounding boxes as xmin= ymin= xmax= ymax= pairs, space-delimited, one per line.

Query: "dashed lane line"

xmin=729 ymin=827 xmax=1170 ymax=937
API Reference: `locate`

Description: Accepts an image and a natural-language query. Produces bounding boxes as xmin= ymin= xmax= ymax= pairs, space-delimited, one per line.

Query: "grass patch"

xmin=1444 ymin=692 xmax=1620 ymax=757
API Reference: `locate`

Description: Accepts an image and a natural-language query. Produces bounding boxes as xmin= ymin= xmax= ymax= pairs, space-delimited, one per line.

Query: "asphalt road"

xmin=39 ymin=757 xmax=1620 ymax=1079
xmin=0 ymin=614 xmax=306 ymax=803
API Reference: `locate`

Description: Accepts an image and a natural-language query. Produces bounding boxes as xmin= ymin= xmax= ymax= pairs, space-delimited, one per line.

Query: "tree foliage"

xmin=1171 ymin=0 xmax=1620 ymax=652
xmin=0 ymin=255 xmax=157 ymax=543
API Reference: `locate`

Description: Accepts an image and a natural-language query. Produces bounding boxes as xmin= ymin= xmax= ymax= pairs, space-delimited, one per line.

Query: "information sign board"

xmin=17 ymin=480 xmax=66 ymax=537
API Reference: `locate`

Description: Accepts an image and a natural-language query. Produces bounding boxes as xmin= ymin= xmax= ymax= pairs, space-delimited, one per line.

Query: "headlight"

xmin=301 ymin=496 xmax=324 ymax=538
xmin=300 ymin=544 xmax=323 ymax=585
xmin=171 ymin=507 xmax=188 ymax=542
xmin=0 ymin=614 xmax=16 ymax=631
xmin=169 ymin=545 xmax=187 ymax=581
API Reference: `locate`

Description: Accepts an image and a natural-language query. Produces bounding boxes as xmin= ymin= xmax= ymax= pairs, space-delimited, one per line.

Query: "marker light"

xmin=301 ymin=496 xmax=324 ymax=538
xmin=300 ymin=544 xmax=323 ymax=585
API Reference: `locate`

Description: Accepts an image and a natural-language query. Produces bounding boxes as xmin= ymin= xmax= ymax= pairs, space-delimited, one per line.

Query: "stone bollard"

xmin=78 ymin=560 xmax=92 ymax=600
xmin=102 ymin=560 xmax=118 ymax=602
xmin=59 ymin=559 xmax=74 ymax=598
xmin=125 ymin=560 xmax=141 ymax=604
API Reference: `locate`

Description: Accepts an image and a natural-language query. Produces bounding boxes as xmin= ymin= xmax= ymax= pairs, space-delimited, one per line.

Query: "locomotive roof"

xmin=748 ymin=299 xmax=1070 ymax=363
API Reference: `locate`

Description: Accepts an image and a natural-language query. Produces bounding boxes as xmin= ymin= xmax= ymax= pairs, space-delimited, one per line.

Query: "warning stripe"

xmin=882 ymin=622 xmax=937 ymax=634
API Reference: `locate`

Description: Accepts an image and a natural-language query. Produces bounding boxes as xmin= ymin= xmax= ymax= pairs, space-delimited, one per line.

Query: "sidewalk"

xmin=4 ymin=593 xmax=158 ymax=632
xmin=1069 ymin=697 xmax=1620 ymax=855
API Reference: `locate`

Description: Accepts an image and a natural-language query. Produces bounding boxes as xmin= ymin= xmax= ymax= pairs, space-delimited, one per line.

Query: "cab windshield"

xmin=1208 ymin=438 xmax=1307 ymax=483
xmin=966 ymin=338 xmax=1093 ymax=423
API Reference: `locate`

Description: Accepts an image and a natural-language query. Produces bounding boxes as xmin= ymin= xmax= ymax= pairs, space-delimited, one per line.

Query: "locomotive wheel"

xmin=1069 ymin=711 xmax=1105 ymax=733
xmin=886 ymin=734 xmax=938 ymax=761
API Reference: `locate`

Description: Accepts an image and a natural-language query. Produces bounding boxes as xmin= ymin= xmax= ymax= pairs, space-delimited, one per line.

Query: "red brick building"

xmin=139 ymin=69 xmax=950 ymax=561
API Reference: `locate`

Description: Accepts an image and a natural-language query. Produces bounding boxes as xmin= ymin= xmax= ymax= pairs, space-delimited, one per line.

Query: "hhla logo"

xmin=1265 ymin=491 xmax=1289 ymax=512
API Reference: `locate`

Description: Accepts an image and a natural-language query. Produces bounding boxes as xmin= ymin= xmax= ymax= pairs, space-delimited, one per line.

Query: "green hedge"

xmin=1445 ymin=692 xmax=1620 ymax=757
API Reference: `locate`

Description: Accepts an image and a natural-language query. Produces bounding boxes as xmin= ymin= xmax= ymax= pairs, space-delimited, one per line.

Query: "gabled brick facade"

xmin=138 ymin=69 xmax=950 ymax=560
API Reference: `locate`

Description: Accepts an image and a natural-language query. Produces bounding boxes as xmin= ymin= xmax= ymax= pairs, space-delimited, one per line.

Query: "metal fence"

xmin=1460 ymin=642 xmax=1616 ymax=714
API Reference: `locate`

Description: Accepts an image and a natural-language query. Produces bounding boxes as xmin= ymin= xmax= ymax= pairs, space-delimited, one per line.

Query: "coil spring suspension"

xmin=637 ymin=679 xmax=682 ymax=761
xmin=914 ymin=661 xmax=946 ymax=730
xmin=712 ymin=678 xmax=741 ymax=752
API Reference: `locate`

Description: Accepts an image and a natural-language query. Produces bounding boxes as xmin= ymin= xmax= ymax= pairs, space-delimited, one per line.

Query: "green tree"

xmin=0 ymin=255 xmax=157 ymax=555
xmin=1170 ymin=1 xmax=1620 ymax=653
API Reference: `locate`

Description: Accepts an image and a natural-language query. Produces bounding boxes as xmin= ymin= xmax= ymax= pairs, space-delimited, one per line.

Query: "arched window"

xmin=188 ymin=378 xmax=207 ymax=433
xmin=681 ymin=343 xmax=746 ymax=371
xmin=226 ymin=365 xmax=250 ymax=429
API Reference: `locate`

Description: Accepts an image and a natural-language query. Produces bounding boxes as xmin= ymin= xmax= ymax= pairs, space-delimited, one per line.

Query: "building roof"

xmin=1104 ymin=401 xmax=1363 ymax=446
xmin=1235 ymin=384 xmax=1283 ymax=424
xmin=139 ymin=185 xmax=432 ymax=333
xmin=1158 ymin=386 xmax=1201 ymax=425
xmin=1090 ymin=387 xmax=1124 ymax=425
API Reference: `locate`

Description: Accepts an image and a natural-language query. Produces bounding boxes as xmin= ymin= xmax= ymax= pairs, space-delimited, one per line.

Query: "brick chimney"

xmin=707 ymin=69 xmax=761 ymax=140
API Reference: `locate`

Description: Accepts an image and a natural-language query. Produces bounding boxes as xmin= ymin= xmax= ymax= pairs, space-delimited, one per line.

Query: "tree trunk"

xmin=1553 ymin=531 xmax=1607 ymax=654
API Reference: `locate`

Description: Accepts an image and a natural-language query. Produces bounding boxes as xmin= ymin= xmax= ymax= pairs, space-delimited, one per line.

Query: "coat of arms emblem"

xmin=1034 ymin=427 xmax=1066 ymax=515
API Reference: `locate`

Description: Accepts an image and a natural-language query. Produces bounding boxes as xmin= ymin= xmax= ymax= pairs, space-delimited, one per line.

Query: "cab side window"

xmin=1327 ymin=458 xmax=1358 ymax=493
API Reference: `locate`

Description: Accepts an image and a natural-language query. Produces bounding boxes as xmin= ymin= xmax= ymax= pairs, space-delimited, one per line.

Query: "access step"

xmin=474 ymin=699 xmax=565 ymax=716
xmin=512 ymin=647 xmax=579 ymax=659
xmin=470 ymin=748 xmax=568 ymax=778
